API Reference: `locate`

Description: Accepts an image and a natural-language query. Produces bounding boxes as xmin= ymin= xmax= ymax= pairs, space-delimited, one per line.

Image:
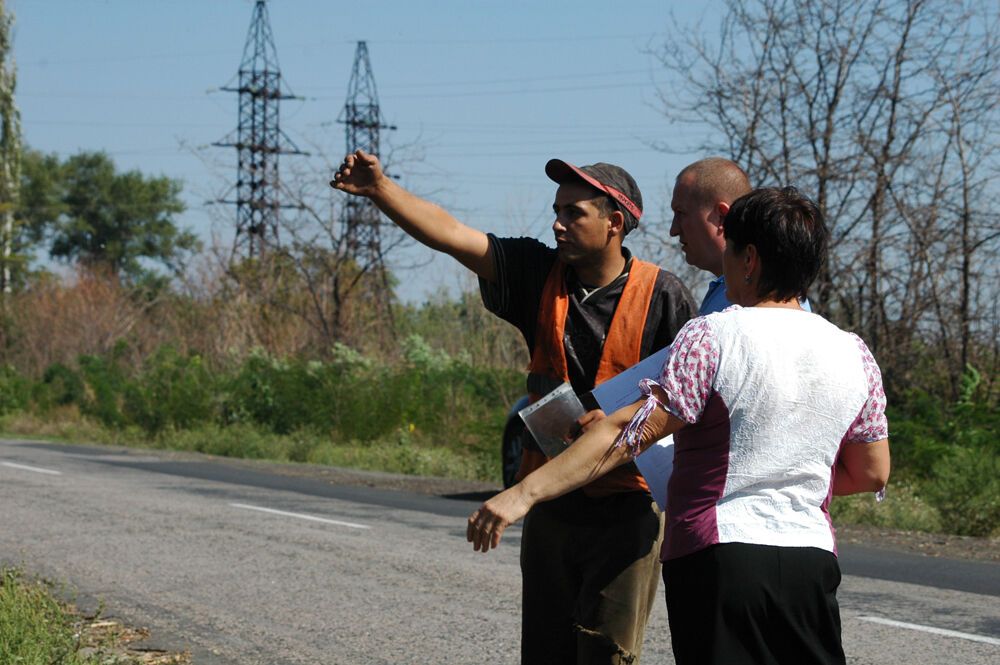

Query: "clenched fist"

xmin=330 ymin=149 xmax=385 ymax=197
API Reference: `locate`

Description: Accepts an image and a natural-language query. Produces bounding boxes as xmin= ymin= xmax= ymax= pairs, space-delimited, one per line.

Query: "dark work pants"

xmin=663 ymin=542 xmax=846 ymax=665
xmin=520 ymin=490 xmax=664 ymax=665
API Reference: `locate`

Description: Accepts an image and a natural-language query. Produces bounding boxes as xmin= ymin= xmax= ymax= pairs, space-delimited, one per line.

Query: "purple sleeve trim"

xmin=614 ymin=381 xmax=666 ymax=458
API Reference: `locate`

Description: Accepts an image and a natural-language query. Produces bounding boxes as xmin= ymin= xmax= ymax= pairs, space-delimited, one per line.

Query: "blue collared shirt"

xmin=699 ymin=276 xmax=731 ymax=315
xmin=699 ymin=275 xmax=812 ymax=315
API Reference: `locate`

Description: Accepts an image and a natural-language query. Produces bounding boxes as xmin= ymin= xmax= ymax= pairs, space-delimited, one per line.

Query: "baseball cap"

xmin=545 ymin=159 xmax=643 ymax=234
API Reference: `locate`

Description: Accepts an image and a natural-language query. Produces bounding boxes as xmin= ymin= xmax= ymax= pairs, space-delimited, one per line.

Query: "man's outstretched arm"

xmin=331 ymin=149 xmax=496 ymax=283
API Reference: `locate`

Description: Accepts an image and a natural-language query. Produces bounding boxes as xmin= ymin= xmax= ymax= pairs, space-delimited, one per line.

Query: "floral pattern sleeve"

xmin=844 ymin=334 xmax=889 ymax=443
xmin=615 ymin=315 xmax=720 ymax=456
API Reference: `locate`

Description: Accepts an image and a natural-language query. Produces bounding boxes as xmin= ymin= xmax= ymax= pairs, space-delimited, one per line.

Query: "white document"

xmin=590 ymin=346 xmax=670 ymax=411
xmin=590 ymin=346 xmax=674 ymax=511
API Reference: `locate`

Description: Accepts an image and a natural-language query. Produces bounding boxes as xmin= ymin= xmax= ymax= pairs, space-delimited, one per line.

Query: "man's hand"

xmin=565 ymin=409 xmax=607 ymax=442
xmin=330 ymin=149 xmax=385 ymax=197
xmin=466 ymin=485 xmax=533 ymax=553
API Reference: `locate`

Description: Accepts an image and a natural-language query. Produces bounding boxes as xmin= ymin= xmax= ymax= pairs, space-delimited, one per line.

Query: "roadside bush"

xmin=923 ymin=445 xmax=1000 ymax=537
xmin=37 ymin=363 xmax=85 ymax=410
xmin=222 ymin=351 xmax=336 ymax=434
xmin=878 ymin=366 xmax=999 ymax=536
xmin=830 ymin=480 xmax=942 ymax=533
xmin=122 ymin=346 xmax=216 ymax=433
xmin=888 ymin=366 xmax=999 ymax=481
xmin=306 ymin=428 xmax=497 ymax=481
xmin=76 ymin=354 xmax=129 ymax=428
xmin=157 ymin=423 xmax=291 ymax=460
xmin=885 ymin=399 xmax=952 ymax=479
xmin=0 ymin=364 xmax=30 ymax=415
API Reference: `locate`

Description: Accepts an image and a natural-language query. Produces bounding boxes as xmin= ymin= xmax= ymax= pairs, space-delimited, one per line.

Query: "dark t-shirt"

xmin=479 ymin=234 xmax=697 ymax=397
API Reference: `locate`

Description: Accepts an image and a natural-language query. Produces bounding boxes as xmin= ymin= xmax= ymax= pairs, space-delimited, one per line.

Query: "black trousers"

xmin=663 ymin=543 xmax=846 ymax=665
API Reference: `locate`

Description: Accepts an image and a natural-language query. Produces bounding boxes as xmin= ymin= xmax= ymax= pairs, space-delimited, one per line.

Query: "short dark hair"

xmin=723 ymin=187 xmax=828 ymax=301
xmin=591 ymin=194 xmax=617 ymax=221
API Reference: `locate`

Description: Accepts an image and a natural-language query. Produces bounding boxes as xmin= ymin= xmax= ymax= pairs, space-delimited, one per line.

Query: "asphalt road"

xmin=1 ymin=438 xmax=998 ymax=664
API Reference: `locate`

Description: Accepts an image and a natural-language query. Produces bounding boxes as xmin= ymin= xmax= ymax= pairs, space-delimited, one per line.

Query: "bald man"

xmin=669 ymin=158 xmax=754 ymax=314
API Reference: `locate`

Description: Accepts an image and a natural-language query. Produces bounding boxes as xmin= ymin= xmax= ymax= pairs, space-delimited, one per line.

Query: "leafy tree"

xmin=18 ymin=150 xmax=200 ymax=282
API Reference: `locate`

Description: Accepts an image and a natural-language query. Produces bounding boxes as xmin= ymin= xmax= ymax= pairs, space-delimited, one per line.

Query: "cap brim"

xmin=545 ymin=158 xmax=642 ymax=222
xmin=545 ymin=158 xmax=606 ymax=193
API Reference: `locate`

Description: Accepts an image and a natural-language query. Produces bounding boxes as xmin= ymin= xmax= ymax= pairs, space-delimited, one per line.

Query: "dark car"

xmin=501 ymin=395 xmax=532 ymax=488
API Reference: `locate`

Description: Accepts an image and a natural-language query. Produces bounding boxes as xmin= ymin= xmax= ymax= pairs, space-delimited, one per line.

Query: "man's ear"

xmin=714 ymin=201 xmax=730 ymax=232
xmin=607 ymin=210 xmax=626 ymax=237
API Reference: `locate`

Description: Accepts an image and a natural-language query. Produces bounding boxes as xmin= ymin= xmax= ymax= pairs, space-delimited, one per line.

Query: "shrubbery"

xmin=870 ymin=366 xmax=1000 ymax=537
xmin=14 ymin=336 xmax=521 ymax=483
xmin=3 ymin=333 xmax=997 ymax=537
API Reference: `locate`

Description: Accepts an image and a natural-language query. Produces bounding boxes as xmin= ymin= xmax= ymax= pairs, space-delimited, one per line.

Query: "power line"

xmin=16 ymin=34 xmax=665 ymax=68
xmin=313 ymin=79 xmax=669 ymax=101
xmin=296 ymin=67 xmax=659 ymax=92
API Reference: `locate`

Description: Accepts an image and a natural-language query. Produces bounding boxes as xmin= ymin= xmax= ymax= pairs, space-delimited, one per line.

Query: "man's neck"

xmin=572 ymin=251 xmax=628 ymax=288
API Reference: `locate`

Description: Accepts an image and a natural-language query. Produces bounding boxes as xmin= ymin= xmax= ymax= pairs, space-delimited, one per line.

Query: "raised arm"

xmin=331 ymin=150 xmax=495 ymax=282
xmin=467 ymin=390 xmax=685 ymax=553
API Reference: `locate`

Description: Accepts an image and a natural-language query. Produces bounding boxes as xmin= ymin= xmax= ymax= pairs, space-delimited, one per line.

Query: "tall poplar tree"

xmin=0 ymin=0 xmax=20 ymax=293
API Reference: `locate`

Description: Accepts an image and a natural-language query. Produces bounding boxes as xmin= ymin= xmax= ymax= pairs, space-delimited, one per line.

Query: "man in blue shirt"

xmin=669 ymin=158 xmax=753 ymax=315
xmin=670 ymin=159 xmax=814 ymax=315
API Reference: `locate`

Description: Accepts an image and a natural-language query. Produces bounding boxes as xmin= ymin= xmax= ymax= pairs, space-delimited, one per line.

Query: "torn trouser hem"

xmin=573 ymin=623 xmax=638 ymax=665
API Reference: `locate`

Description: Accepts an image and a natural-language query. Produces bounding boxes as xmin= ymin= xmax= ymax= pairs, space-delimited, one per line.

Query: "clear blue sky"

xmin=10 ymin=0 xmax=718 ymax=301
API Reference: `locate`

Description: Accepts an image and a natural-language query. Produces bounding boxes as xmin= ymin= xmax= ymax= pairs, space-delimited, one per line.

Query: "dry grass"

xmin=0 ymin=406 xmax=110 ymax=441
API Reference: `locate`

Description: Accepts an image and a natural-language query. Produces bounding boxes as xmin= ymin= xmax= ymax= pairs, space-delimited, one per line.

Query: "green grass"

xmin=829 ymin=479 xmax=944 ymax=533
xmin=0 ymin=410 xmax=500 ymax=483
xmin=0 ymin=568 xmax=97 ymax=665
xmin=0 ymin=568 xmax=120 ymax=665
xmin=0 ymin=567 xmax=188 ymax=665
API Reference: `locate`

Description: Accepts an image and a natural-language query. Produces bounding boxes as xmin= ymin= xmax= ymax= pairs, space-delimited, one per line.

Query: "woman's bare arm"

xmin=833 ymin=438 xmax=890 ymax=495
xmin=467 ymin=393 xmax=685 ymax=552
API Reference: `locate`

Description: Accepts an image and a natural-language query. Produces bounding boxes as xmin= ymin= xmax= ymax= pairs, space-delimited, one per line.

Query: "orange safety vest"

xmin=519 ymin=257 xmax=660 ymax=496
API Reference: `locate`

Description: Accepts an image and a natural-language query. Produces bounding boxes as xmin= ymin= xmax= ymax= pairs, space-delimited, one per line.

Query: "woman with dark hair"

xmin=468 ymin=186 xmax=890 ymax=665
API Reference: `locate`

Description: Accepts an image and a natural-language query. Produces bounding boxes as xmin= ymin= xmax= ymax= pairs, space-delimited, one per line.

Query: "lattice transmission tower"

xmin=215 ymin=0 xmax=304 ymax=258
xmin=339 ymin=41 xmax=395 ymax=288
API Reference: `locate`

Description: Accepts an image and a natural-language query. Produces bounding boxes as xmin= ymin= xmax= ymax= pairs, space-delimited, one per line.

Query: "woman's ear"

xmin=744 ymin=243 xmax=759 ymax=278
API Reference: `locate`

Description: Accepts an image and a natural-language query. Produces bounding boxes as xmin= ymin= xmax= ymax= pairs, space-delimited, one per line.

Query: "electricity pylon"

xmin=338 ymin=41 xmax=396 ymax=324
xmin=215 ymin=0 xmax=305 ymax=258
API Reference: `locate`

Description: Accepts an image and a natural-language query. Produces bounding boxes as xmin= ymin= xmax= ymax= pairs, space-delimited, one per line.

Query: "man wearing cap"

xmin=332 ymin=149 xmax=695 ymax=664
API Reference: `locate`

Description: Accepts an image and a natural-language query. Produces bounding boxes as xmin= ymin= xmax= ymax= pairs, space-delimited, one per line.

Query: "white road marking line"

xmin=857 ymin=616 xmax=1000 ymax=646
xmin=229 ymin=503 xmax=370 ymax=530
xmin=1 ymin=461 xmax=62 ymax=476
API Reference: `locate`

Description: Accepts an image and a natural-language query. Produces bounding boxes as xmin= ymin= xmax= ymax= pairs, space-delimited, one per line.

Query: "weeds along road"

xmin=2 ymin=438 xmax=998 ymax=665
